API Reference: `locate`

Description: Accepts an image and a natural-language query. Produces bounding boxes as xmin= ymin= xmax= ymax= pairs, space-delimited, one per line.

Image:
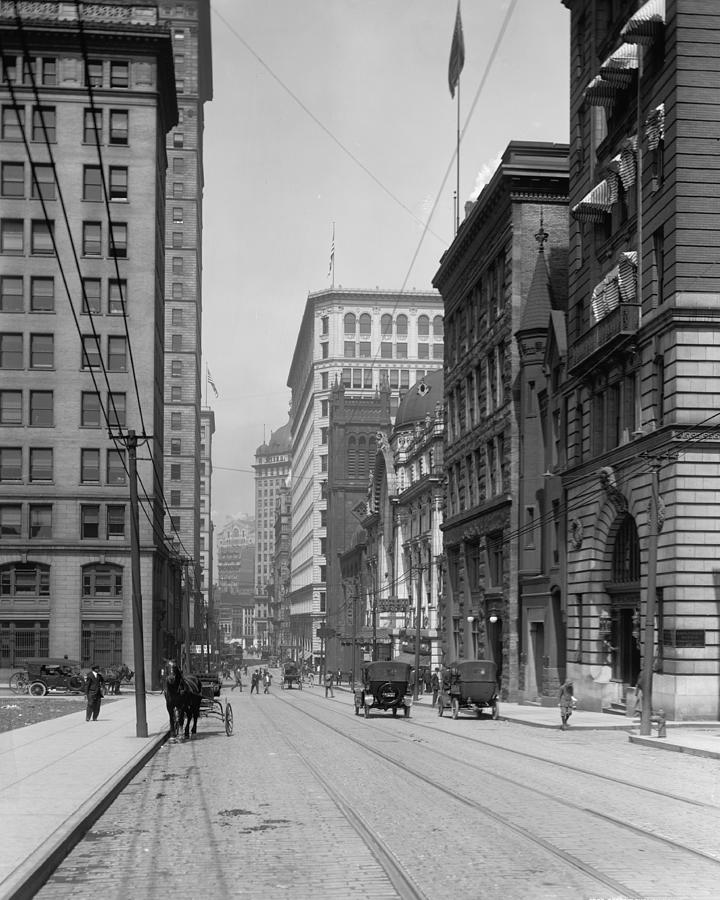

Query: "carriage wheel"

xmin=225 ymin=703 xmax=234 ymax=735
xmin=29 ymin=681 xmax=47 ymax=696
xmin=451 ymin=697 xmax=459 ymax=719
xmin=492 ymin=701 xmax=500 ymax=720
xmin=9 ymin=672 xmax=28 ymax=694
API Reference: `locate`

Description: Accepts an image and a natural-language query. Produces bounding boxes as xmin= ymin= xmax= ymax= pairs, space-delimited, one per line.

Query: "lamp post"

xmin=640 ymin=457 xmax=662 ymax=736
xmin=413 ymin=562 xmax=424 ymax=701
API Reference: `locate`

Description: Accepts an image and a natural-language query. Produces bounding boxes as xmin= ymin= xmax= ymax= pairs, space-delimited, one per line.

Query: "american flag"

xmin=207 ymin=366 xmax=218 ymax=398
xmin=328 ymin=223 xmax=335 ymax=279
xmin=448 ymin=1 xmax=465 ymax=98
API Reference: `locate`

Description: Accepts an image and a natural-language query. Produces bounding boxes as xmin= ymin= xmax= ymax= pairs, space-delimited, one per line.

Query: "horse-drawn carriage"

xmin=354 ymin=660 xmax=413 ymax=718
xmin=280 ymin=660 xmax=303 ymax=690
xmin=163 ymin=662 xmax=233 ymax=740
xmin=437 ymin=659 xmax=500 ymax=719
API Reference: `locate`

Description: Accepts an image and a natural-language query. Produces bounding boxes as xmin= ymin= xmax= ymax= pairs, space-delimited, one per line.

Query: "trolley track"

xmin=273 ymin=689 xmax=720 ymax=897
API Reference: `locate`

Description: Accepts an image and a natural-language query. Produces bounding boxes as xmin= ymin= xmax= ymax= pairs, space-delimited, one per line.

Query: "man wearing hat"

xmin=85 ymin=663 xmax=105 ymax=722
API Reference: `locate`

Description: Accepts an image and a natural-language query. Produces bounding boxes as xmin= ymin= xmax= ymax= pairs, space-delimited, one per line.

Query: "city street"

xmin=36 ymin=682 xmax=720 ymax=900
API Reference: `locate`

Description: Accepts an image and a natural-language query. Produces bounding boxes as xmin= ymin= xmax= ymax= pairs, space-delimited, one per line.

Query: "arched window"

xmin=0 ymin=562 xmax=50 ymax=596
xmin=612 ymin=515 xmax=640 ymax=583
xmin=433 ymin=315 xmax=444 ymax=338
xmin=396 ymin=314 xmax=408 ymax=337
xmin=359 ymin=313 xmax=371 ymax=335
xmin=418 ymin=315 xmax=430 ymax=337
xmin=381 ymin=314 xmax=393 ymax=338
xmin=82 ymin=563 xmax=124 ymax=597
xmin=344 ymin=313 xmax=356 ymax=334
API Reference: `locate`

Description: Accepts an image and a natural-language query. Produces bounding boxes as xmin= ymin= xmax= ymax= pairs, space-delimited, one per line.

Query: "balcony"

xmin=568 ymin=304 xmax=640 ymax=375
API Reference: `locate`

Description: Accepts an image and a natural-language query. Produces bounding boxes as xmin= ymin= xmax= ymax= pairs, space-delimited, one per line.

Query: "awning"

xmin=645 ymin=103 xmax=665 ymax=151
xmin=619 ymin=135 xmax=638 ymax=189
xmin=591 ymin=266 xmax=623 ymax=323
xmin=600 ymin=43 xmax=639 ymax=88
xmin=618 ymin=250 xmax=638 ymax=303
xmin=621 ymin=0 xmax=666 ymax=46
xmin=571 ymin=175 xmax=618 ymax=222
xmin=583 ymin=74 xmax=617 ymax=108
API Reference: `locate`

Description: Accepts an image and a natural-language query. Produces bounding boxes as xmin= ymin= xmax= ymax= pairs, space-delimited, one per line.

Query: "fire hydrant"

xmin=650 ymin=708 xmax=666 ymax=738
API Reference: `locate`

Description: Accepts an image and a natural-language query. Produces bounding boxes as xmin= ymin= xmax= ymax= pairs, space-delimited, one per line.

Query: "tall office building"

xmin=0 ymin=3 xmax=179 ymax=680
xmin=286 ymin=288 xmax=444 ymax=666
xmin=197 ymin=405 xmax=214 ymax=649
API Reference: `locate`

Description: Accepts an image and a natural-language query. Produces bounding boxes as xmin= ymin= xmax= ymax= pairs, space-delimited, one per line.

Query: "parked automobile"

xmin=437 ymin=659 xmax=499 ymax=719
xmin=19 ymin=658 xmax=86 ymax=696
xmin=354 ymin=660 xmax=413 ymax=718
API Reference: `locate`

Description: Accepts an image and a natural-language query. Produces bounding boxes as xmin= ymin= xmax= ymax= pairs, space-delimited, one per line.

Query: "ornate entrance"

xmin=606 ymin=514 xmax=641 ymax=690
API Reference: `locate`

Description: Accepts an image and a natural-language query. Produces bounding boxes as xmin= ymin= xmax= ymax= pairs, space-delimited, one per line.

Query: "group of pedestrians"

xmin=250 ymin=668 xmax=272 ymax=694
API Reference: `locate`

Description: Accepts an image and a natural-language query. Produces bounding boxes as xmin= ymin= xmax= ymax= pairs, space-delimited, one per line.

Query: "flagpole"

xmin=204 ymin=366 xmax=207 ymax=407
xmin=456 ymin=78 xmax=460 ymax=233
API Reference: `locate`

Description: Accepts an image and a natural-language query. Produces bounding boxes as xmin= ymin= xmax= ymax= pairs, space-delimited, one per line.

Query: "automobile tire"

xmin=29 ymin=681 xmax=47 ymax=696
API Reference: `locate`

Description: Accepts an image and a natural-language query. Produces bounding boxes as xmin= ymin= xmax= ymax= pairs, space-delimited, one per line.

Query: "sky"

xmin=201 ymin=0 xmax=570 ymax=529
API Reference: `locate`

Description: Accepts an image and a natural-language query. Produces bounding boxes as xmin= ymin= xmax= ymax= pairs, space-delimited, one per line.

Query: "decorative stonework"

xmin=598 ymin=466 xmax=627 ymax=512
xmin=569 ymin=518 xmax=584 ymax=550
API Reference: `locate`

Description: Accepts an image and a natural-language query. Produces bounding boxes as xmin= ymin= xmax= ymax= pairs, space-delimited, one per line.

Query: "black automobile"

xmin=354 ymin=660 xmax=413 ymax=718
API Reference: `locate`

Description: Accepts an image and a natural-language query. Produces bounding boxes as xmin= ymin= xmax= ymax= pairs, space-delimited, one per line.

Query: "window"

xmin=2 ymin=162 xmax=24 ymax=197
xmin=109 ymin=167 xmax=127 ymax=201
xmin=320 ymin=426 xmax=328 ymax=444
xmin=344 ymin=341 xmax=356 ymax=358
xmin=171 ymin=412 xmax=182 ymax=430
xmin=170 ymin=464 xmax=181 ymax=480
xmin=81 ymin=335 xmax=101 ymax=369
xmin=109 ymin=110 xmax=128 ymax=144
xmin=341 ymin=368 xmax=351 ymax=387
xmin=31 ymin=164 xmax=54 ymax=200
xmin=433 ymin=344 xmax=443 ymax=360
xmin=81 ymin=448 xmax=100 ymax=483
xmin=1 ymin=276 xmax=23 ymax=311
xmin=30 ymin=277 xmax=54 ymax=312
xmin=0 ymin=448 xmax=22 ymax=481
xmin=171 ymin=360 xmax=182 ymax=377
xmin=396 ymin=314 xmax=408 ymax=337
xmin=86 ymin=60 xmax=103 ymax=87
xmin=2 ymin=105 xmax=24 ymax=140
xmin=418 ymin=315 xmax=429 ymax=338
xmin=83 ymin=108 xmax=102 ymax=143
xmin=418 ymin=343 xmax=429 ymax=359
xmin=321 ymin=342 xmax=328 ymax=359
xmin=0 ymin=391 xmax=22 ymax=425
xmin=30 ymin=391 xmax=53 ymax=426
xmin=81 ymin=392 xmax=101 ymax=427
xmin=107 ymin=336 xmax=127 ymax=372
xmin=358 ymin=341 xmax=371 ymax=358
xmin=108 ymin=280 xmax=126 ymax=315
xmin=433 ymin=315 xmax=443 ymax=338
xmin=83 ymin=221 xmax=102 ymax=256
xmin=82 ymin=563 xmax=122 ymax=597
xmin=31 ymin=220 xmax=53 ymax=255
xmin=171 ymin=308 xmax=183 ymax=326
xmin=29 ymin=448 xmax=53 ymax=482
xmin=381 ymin=314 xmax=393 ymax=338
xmin=110 ymin=61 xmax=129 ymax=88
xmin=396 ymin=343 xmax=408 ymax=359
xmin=171 ymin=283 xmax=183 ymax=300
xmin=321 ymin=372 xmax=329 ymax=389
xmin=172 ymin=157 xmax=185 ymax=175
xmin=171 ymin=385 xmax=182 ymax=402
xmin=28 ymin=334 xmax=53 ymax=370
xmin=172 ymin=256 xmax=183 ymax=274
xmin=380 ymin=342 xmax=392 ymax=359
xmin=172 ymin=231 xmax=182 ymax=248
xmin=171 ymin=439 xmax=181 ymax=456
xmin=109 ymin=222 xmax=127 ymax=258
xmin=0 ymin=334 xmax=23 ymax=368
xmin=486 ymin=532 xmax=504 ymax=587
xmin=107 ymin=392 xmax=126 ymax=428
xmin=81 ymin=505 xmax=100 ymax=539
xmin=82 ymin=279 xmax=101 ymax=314
xmin=0 ymin=505 xmax=21 ymax=538
xmin=32 ymin=106 xmax=55 ymax=142
xmin=107 ymin=449 xmax=126 ymax=485
xmin=344 ymin=313 xmax=356 ymax=334
xmin=170 ymin=490 xmax=181 ymax=506
xmin=0 ymin=562 xmax=50 ymax=595
xmin=83 ymin=166 xmax=102 ymax=201
xmin=172 ymin=334 xmax=183 ymax=352
xmin=320 ymin=455 xmax=328 ymax=473
xmin=1 ymin=219 xmax=23 ymax=253
xmin=174 ymin=132 xmax=184 ymax=148
xmin=106 ymin=505 xmax=125 ymax=538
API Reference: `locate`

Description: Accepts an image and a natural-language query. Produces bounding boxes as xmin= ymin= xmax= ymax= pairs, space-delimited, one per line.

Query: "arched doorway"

xmin=606 ymin=514 xmax=641 ymax=690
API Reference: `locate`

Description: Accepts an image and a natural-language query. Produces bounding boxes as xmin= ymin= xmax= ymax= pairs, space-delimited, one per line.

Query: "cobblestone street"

xmin=36 ymin=686 xmax=720 ymax=900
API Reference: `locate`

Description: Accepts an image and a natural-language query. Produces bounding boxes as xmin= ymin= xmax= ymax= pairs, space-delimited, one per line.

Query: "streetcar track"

xmin=273 ymin=691 xmax=637 ymax=899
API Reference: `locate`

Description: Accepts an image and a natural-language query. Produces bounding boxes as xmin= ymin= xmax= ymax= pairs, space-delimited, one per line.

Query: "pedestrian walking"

xmin=250 ymin=670 xmax=259 ymax=694
xmin=231 ymin=667 xmax=243 ymax=692
xmin=263 ymin=670 xmax=272 ymax=693
xmin=324 ymin=671 xmax=334 ymax=698
xmin=336 ymin=668 xmax=342 ymax=686
xmin=559 ymin=679 xmax=577 ymax=730
xmin=85 ymin=663 xmax=105 ymax=722
xmin=431 ymin=668 xmax=440 ymax=706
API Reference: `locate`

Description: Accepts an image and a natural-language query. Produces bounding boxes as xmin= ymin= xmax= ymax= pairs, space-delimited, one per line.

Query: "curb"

xmin=3 ymin=728 xmax=169 ymax=900
xmin=628 ymin=733 xmax=720 ymax=760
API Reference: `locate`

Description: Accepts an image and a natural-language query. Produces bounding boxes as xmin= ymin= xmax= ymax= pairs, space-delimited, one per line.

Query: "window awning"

xmin=583 ymin=74 xmax=617 ymax=108
xmin=618 ymin=251 xmax=638 ymax=303
xmin=645 ymin=103 xmax=665 ymax=150
xmin=571 ymin=175 xmax=618 ymax=222
xmin=591 ymin=266 xmax=621 ymax=323
xmin=620 ymin=0 xmax=666 ymax=46
xmin=600 ymin=43 xmax=639 ymax=87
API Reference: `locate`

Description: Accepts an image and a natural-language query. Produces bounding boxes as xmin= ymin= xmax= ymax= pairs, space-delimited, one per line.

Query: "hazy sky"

xmin=201 ymin=0 xmax=570 ymax=528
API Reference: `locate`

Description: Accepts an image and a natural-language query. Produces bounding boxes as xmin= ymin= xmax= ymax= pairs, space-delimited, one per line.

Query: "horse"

xmin=163 ymin=660 xmax=202 ymax=740
xmin=101 ymin=663 xmax=134 ymax=695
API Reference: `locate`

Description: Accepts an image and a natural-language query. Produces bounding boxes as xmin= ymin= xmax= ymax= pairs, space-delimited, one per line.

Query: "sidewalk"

xmin=0 ymin=691 xmax=169 ymax=900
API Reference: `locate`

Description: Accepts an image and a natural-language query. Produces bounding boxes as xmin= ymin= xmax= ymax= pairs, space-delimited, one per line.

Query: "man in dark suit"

xmin=85 ymin=663 xmax=105 ymax=721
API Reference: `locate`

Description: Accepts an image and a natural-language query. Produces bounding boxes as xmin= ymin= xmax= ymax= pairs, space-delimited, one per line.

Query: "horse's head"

xmin=164 ymin=660 xmax=181 ymax=690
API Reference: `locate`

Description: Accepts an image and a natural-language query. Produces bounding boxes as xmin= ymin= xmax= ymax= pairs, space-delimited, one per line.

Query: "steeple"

xmin=516 ymin=213 xmax=554 ymax=336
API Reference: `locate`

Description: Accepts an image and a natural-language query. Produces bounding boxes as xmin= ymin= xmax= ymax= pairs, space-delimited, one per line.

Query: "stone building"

xmin=561 ymin=0 xmax=720 ymax=718
xmin=433 ymin=142 xmax=569 ymax=699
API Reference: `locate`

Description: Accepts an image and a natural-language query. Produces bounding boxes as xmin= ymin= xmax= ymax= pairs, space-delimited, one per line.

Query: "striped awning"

xmin=571 ymin=175 xmax=618 ymax=222
xmin=618 ymin=250 xmax=638 ymax=303
xmin=619 ymin=135 xmax=638 ymax=189
xmin=583 ymin=74 xmax=617 ymax=108
xmin=600 ymin=43 xmax=639 ymax=87
xmin=620 ymin=0 xmax=666 ymax=46
xmin=591 ymin=267 xmax=621 ymax=323
xmin=645 ymin=103 xmax=665 ymax=150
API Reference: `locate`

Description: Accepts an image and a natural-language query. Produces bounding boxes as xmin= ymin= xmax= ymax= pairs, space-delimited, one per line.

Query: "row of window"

xmin=0 ymin=503 xmax=127 ymax=541
xmin=0 ymin=218 xmax=128 ymax=258
xmin=447 ymin=344 xmax=507 ymax=441
xmin=1 ymin=561 xmax=124 ymax=598
xmin=0 ymin=333 xmax=128 ymax=371
xmin=1 ymin=275 xmax=127 ymax=316
xmin=336 ymin=313 xmax=444 ymax=338
xmin=0 ymin=162 xmax=128 ymax=202
xmin=342 ymin=341 xmax=443 ymax=361
xmin=0 ymin=447 xmax=126 ymax=484
xmin=446 ymin=433 xmax=505 ymax=519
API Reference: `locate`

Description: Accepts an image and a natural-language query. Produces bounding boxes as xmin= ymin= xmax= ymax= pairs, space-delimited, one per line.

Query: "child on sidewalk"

xmin=559 ymin=680 xmax=577 ymax=730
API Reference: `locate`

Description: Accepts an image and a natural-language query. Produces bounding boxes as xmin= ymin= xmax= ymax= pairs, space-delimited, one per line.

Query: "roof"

xmin=394 ymin=368 xmax=444 ymax=428
xmin=517 ymin=246 xmax=554 ymax=334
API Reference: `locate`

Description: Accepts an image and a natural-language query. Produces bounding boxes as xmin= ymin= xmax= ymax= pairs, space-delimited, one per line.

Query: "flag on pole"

xmin=328 ymin=223 xmax=335 ymax=280
xmin=448 ymin=1 xmax=465 ymax=98
xmin=207 ymin=366 xmax=218 ymax=398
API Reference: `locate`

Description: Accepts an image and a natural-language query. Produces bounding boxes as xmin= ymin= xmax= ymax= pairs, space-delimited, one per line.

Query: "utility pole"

xmin=351 ymin=578 xmax=358 ymax=688
xmin=640 ymin=457 xmax=662 ymax=736
xmin=413 ymin=561 xmax=423 ymax=701
xmin=126 ymin=430 xmax=148 ymax=738
xmin=182 ymin=558 xmax=192 ymax=672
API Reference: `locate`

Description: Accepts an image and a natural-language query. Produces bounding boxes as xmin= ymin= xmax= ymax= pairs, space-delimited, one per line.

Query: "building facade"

xmin=196 ymin=405 xmax=214 ymax=655
xmin=562 ymin=0 xmax=720 ymax=718
xmin=286 ymin=288 xmax=444 ymax=667
xmin=0 ymin=2 xmax=180 ymax=683
xmin=433 ymin=141 xmax=569 ymax=700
